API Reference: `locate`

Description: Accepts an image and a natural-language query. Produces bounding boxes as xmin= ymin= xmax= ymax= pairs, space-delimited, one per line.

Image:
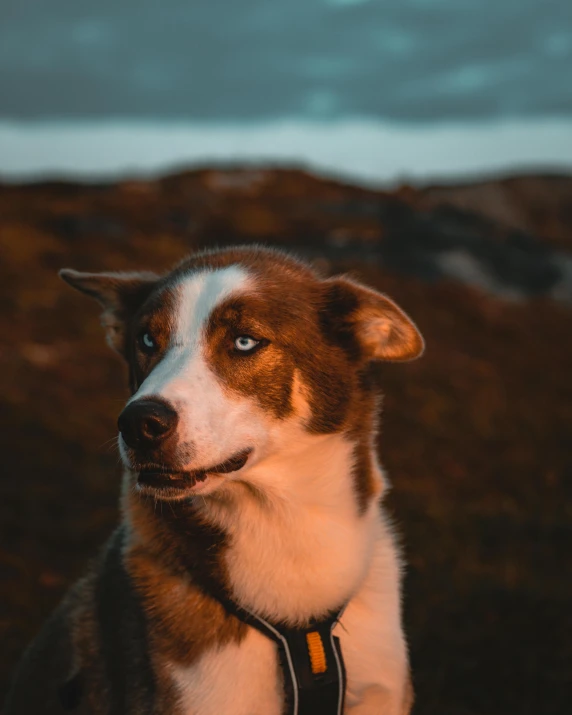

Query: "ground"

xmin=1 ymin=168 xmax=571 ymax=714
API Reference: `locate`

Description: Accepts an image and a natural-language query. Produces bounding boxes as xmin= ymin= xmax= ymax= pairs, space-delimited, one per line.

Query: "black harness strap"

xmin=219 ymin=597 xmax=347 ymax=715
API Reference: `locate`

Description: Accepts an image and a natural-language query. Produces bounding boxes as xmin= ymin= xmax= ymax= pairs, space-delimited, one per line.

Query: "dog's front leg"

xmin=345 ymin=675 xmax=413 ymax=715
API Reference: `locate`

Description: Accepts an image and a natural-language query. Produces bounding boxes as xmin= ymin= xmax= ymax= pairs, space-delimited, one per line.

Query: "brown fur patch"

xmin=124 ymin=285 xmax=178 ymax=393
xmin=123 ymin=490 xmax=247 ymax=667
xmin=205 ymin=295 xmax=296 ymax=420
xmin=350 ymin=437 xmax=379 ymax=514
xmin=194 ymin=251 xmax=359 ymax=435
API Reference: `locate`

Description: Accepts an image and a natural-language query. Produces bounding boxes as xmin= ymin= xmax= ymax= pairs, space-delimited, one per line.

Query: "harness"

xmin=219 ymin=595 xmax=347 ymax=715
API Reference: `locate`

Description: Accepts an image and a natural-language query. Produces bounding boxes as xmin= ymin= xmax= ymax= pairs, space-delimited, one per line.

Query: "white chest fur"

xmin=170 ymin=429 xmax=409 ymax=714
xmin=209 ymin=434 xmax=379 ymax=624
xmin=170 ymin=514 xmax=409 ymax=715
xmin=170 ymin=627 xmax=283 ymax=715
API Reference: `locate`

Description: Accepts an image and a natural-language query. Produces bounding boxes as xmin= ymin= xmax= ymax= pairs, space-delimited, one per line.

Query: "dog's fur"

xmin=5 ymin=246 xmax=423 ymax=714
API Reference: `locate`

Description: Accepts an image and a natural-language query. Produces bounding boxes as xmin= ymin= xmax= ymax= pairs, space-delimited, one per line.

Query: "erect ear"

xmin=59 ymin=269 xmax=159 ymax=355
xmin=322 ymin=277 xmax=424 ymax=362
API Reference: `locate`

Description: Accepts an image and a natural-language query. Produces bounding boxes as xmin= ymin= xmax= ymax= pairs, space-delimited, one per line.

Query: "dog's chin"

xmin=133 ymin=448 xmax=252 ymax=501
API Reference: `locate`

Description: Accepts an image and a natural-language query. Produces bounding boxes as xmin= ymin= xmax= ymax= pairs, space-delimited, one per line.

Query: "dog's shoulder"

xmin=4 ymin=556 xmax=101 ymax=714
xmin=4 ymin=528 xmax=159 ymax=715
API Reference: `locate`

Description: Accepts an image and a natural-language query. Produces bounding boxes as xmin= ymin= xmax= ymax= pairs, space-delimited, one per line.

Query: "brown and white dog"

xmin=6 ymin=246 xmax=423 ymax=715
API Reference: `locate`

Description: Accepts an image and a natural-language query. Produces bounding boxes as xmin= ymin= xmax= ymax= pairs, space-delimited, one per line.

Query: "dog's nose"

xmin=118 ymin=398 xmax=178 ymax=449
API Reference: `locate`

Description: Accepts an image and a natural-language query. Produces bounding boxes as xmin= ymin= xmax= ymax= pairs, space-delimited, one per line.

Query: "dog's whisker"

xmin=97 ymin=435 xmax=119 ymax=451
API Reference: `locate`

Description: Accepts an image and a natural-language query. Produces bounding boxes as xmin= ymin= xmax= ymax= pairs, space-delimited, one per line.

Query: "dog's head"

xmin=61 ymin=247 xmax=423 ymax=504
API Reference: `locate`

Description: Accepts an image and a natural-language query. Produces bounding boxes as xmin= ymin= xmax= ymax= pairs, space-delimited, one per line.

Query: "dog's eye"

xmin=234 ymin=336 xmax=260 ymax=353
xmin=138 ymin=331 xmax=157 ymax=354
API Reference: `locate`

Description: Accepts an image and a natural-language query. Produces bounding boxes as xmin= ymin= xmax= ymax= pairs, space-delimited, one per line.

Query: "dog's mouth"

xmin=136 ymin=448 xmax=252 ymax=493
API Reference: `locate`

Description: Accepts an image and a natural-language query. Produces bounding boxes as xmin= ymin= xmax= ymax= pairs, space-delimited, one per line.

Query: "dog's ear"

xmin=321 ymin=277 xmax=424 ymax=362
xmin=59 ymin=269 xmax=159 ymax=355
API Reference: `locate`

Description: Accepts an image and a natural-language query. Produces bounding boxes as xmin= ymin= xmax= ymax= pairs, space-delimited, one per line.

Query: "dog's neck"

xmin=195 ymin=431 xmax=384 ymax=625
xmin=124 ymin=430 xmax=383 ymax=626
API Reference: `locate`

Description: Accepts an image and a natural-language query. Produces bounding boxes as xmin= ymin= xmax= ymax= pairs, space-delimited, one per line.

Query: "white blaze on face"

xmin=130 ymin=266 xmax=268 ymax=470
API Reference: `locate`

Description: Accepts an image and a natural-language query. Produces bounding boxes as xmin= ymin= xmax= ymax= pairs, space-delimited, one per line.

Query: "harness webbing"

xmin=218 ymin=596 xmax=347 ymax=715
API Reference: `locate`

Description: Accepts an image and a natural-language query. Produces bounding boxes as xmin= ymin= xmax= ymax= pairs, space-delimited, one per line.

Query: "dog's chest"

xmin=169 ymin=627 xmax=284 ymax=715
xmin=165 ymin=521 xmax=406 ymax=715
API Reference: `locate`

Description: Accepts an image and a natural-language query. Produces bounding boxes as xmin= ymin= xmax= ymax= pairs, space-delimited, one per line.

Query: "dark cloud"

xmin=0 ymin=0 xmax=570 ymax=121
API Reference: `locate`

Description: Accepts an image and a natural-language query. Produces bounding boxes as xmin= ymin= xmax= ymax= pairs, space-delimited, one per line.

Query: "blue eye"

xmin=138 ymin=331 xmax=157 ymax=354
xmin=234 ymin=336 xmax=260 ymax=352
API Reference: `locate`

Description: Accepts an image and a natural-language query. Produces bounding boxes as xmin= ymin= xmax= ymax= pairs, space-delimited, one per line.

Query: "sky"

xmin=1 ymin=0 xmax=571 ymax=182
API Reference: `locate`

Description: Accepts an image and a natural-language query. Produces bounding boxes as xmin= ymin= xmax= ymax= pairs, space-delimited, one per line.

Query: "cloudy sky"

xmin=1 ymin=0 xmax=571 ymax=181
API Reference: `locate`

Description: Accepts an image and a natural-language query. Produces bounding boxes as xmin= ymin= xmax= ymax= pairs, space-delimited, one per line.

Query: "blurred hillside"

xmin=1 ymin=168 xmax=571 ymax=714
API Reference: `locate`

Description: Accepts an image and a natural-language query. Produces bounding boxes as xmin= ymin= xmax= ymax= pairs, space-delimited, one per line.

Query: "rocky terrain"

xmin=1 ymin=167 xmax=571 ymax=714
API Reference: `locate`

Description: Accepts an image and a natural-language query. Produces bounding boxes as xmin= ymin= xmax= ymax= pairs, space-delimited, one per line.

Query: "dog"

xmin=5 ymin=246 xmax=423 ymax=714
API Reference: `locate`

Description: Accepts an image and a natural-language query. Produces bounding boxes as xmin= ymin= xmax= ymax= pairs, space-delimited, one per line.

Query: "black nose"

xmin=118 ymin=398 xmax=178 ymax=450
